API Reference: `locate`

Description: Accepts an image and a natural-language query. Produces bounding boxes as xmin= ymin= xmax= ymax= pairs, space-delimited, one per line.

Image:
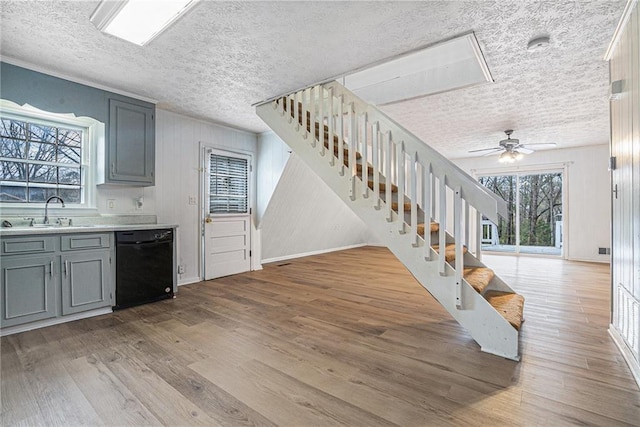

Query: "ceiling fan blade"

xmin=468 ymin=147 xmax=502 ymax=153
xmin=482 ymin=150 xmax=502 ymax=157
xmin=518 ymin=147 xmax=534 ymax=154
xmin=522 ymin=142 xmax=557 ymax=147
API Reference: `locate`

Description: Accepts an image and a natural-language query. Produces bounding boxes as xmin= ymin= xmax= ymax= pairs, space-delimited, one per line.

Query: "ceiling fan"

xmin=469 ymin=130 xmax=557 ymax=163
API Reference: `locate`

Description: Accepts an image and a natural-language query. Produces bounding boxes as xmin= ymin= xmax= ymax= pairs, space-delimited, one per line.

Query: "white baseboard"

xmin=609 ymin=326 xmax=640 ymax=388
xmin=1 ymin=307 xmax=113 ymax=337
xmin=261 ymin=243 xmax=367 ymax=264
xmin=178 ymin=276 xmax=201 ymax=286
xmin=567 ymin=256 xmax=610 ymax=264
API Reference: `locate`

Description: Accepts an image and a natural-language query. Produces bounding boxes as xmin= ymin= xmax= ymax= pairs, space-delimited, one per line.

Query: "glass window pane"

xmin=28 ymin=142 xmax=57 ymax=162
xmin=0 ymin=119 xmax=26 ymax=139
xmin=29 ymin=164 xmax=57 ymax=183
xmin=28 ymin=124 xmax=56 ymax=143
xmin=0 ymin=161 xmax=27 ymax=181
xmin=0 ymin=185 xmax=27 ymax=202
xmin=58 ymin=188 xmax=81 ymax=203
xmin=479 ymin=175 xmax=517 ymax=252
xmin=1 ymin=137 xmax=27 ymax=159
xmin=56 ymin=144 xmax=81 ymax=164
xmin=58 ymin=167 xmax=81 ymax=185
xmin=519 ymin=173 xmax=562 ymax=253
xmin=58 ymin=128 xmax=82 ymax=147
xmin=28 ymin=187 xmax=58 ymax=203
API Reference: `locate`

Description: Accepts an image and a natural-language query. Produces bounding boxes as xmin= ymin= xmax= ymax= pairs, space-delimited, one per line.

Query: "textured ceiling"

xmin=0 ymin=1 xmax=625 ymax=158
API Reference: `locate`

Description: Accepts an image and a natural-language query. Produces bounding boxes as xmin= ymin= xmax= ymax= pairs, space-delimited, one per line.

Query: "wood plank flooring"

xmin=2 ymin=246 xmax=640 ymax=426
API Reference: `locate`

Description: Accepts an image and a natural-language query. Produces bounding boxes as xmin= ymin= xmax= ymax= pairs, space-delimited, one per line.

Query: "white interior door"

xmin=203 ymin=149 xmax=251 ymax=280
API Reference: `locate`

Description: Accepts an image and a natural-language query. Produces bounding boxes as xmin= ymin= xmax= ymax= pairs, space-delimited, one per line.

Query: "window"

xmin=208 ymin=153 xmax=248 ymax=214
xmin=0 ymin=116 xmax=85 ymax=204
xmin=478 ymin=171 xmax=563 ymax=255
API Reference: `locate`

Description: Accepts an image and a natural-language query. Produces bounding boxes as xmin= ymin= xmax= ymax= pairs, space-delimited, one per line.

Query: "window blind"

xmin=209 ymin=153 xmax=248 ymax=214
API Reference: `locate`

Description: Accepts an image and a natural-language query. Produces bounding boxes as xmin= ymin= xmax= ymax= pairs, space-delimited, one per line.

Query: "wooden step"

xmin=432 ymin=244 xmax=467 ymax=263
xmin=391 ymin=201 xmax=412 ymax=212
xmin=369 ymin=180 xmax=398 ymax=193
xmin=417 ymin=222 xmax=439 ymax=236
xmin=484 ymin=291 xmax=525 ymax=330
xmin=463 ymin=267 xmax=494 ymax=293
xmin=355 ymin=163 xmax=374 ymax=176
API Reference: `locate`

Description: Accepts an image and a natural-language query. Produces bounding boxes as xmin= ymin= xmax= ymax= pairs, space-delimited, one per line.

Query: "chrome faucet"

xmin=44 ymin=195 xmax=65 ymax=224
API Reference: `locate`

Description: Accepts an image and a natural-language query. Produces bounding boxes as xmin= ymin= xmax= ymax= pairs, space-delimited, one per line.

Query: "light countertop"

xmin=0 ymin=223 xmax=178 ymax=237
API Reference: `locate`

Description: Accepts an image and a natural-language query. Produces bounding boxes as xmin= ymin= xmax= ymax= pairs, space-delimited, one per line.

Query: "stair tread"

xmin=432 ymin=244 xmax=468 ymax=262
xmin=463 ymin=267 xmax=494 ymax=293
xmin=369 ymin=180 xmax=398 ymax=193
xmin=484 ymin=290 xmax=525 ymax=330
xmin=417 ymin=222 xmax=440 ymax=236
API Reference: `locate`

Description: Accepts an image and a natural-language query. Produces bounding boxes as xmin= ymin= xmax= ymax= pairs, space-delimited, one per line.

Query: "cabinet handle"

xmin=50 ymin=261 xmax=54 ymax=277
xmin=64 ymin=260 xmax=68 ymax=276
xmin=111 ymin=162 xmax=115 ymax=175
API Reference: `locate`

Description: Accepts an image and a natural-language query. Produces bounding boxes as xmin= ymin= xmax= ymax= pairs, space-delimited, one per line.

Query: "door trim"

xmin=199 ymin=143 xmax=256 ymax=280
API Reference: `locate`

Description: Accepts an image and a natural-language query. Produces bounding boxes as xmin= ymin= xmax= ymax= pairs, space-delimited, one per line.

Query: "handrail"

xmin=324 ymin=81 xmax=507 ymax=223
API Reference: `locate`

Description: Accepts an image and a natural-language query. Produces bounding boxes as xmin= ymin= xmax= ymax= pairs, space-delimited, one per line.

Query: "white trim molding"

xmin=604 ymin=0 xmax=638 ymax=61
xmin=261 ymin=243 xmax=367 ymax=265
xmin=609 ymin=326 xmax=640 ymax=388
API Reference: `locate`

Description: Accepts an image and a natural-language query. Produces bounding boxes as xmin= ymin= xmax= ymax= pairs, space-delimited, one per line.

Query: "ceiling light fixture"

xmin=498 ymin=150 xmax=523 ymax=163
xmin=527 ymin=35 xmax=550 ymax=51
xmin=90 ymin=0 xmax=199 ymax=46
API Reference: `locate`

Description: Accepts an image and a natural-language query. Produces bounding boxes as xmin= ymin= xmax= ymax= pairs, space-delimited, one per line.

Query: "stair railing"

xmin=271 ymin=81 xmax=507 ymax=309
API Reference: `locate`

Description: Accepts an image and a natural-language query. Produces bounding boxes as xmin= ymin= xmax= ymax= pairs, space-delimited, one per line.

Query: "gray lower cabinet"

xmin=61 ymin=251 xmax=111 ymax=315
xmin=0 ymin=233 xmax=114 ymax=329
xmin=0 ymin=255 xmax=58 ymax=327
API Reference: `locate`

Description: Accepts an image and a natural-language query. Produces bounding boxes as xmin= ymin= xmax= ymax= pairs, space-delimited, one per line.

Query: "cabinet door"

xmin=61 ymin=251 xmax=111 ymax=315
xmin=108 ymin=98 xmax=155 ymax=185
xmin=1 ymin=255 xmax=57 ymax=327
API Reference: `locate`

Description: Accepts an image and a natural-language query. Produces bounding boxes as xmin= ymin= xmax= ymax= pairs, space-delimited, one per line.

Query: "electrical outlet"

xmin=598 ymin=247 xmax=611 ymax=255
xmin=177 ymin=264 xmax=185 ymax=274
xmin=107 ymin=199 xmax=115 ymax=210
xmin=188 ymin=196 xmax=197 ymax=205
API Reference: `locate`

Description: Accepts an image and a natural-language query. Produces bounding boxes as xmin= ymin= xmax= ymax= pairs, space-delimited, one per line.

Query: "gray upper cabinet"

xmin=1 ymin=255 xmax=58 ymax=327
xmin=104 ymin=98 xmax=155 ymax=186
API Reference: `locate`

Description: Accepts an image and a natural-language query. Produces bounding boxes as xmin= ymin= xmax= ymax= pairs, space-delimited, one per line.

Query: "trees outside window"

xmin=479 ymin=172 xmax=563 ymax=254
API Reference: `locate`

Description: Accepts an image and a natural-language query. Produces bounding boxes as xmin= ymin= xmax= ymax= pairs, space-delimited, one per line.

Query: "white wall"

xmin=256 ymin=132 xmax=291 ymax=223
xmin=155 ymin=109 xmax=258 ymax=285
xmin=257 ymin=132 xmax=371 ymax=263
xmin=454 ymin=144 xmax=611 ymax=263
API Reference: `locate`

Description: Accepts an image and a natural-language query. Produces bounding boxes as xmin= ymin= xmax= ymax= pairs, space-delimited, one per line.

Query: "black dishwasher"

xmin=114 ymin=229 xmax=174 ymax=310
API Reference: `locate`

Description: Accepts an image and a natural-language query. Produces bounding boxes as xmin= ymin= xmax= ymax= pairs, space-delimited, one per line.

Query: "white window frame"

xmin=0 ymin=99 xmax=103 ymax=215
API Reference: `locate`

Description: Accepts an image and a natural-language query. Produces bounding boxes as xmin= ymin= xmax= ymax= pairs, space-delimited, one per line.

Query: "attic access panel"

xmin=343 ymin=33 xmax=493 ymax=105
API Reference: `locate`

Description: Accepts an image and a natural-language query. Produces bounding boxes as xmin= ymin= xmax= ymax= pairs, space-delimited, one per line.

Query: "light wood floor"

xmin=2 ymin=247 xmax=639 ymax=426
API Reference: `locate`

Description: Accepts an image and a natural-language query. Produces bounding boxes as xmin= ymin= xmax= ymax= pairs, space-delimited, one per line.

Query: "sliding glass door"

xmin=479 ymin=171 xmax=563 ymax=256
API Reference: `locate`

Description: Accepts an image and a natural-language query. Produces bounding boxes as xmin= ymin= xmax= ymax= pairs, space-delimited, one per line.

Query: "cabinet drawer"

xmin=61 ymin=233 xmax=110 ymax=251
xmin=1 ymin=236 xmax=56 ymax=255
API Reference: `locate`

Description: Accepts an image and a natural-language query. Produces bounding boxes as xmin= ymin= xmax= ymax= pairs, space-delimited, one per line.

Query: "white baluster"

xmin=337 ymin=96 xmax=344 ymax=175
xmin=454 ymin=186 xmax=463 ymax=309
xmin=302 ymin=88 xmax=308 ymax=139
xmin=349 ymin=103 xmax=357 ymax=201
xmin=423 ymin=162 xmax=432 ymax=260
xmin=361 ymin=113 xmax=368 ymax=198
xmin=464 ymin=200 xmax=470 ymax=248
xmin=318 ymin=87 xmax=325 ymax=156
xmin=476 ymin=209 xmax=483 ymax=261
xmin=293 ymin=91 xmax=299 ymax=131
xmin=310 ymin=87 xmax=316 ymax=147
xmin=372 ymin=121 xmax=380 ymax=209
xmin=438 ymin=175 xmax=447 ymax=276
xmin=385 ymin=131 xmax=393 ymax=222
xmin=287 ymin=95 xmax=293 ymax=124
xmin=327 ymin=87 xmax=334 ymax=166
xmin=397 ymin=141 xmax=405 ymax=234
xmin=411 ymin=152 xmax=418 ymax=247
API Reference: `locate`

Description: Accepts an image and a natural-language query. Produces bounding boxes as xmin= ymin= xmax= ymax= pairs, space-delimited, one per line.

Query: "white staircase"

xmin=257 ymin=81 xmax=524 ymax=361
